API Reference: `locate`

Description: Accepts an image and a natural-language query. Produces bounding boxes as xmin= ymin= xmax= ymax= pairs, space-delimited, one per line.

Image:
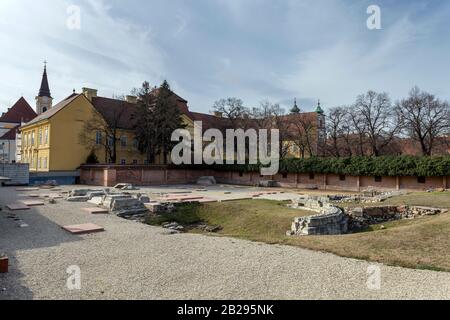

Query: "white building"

xmin=0 ymin=97 xmax=37 ymax=163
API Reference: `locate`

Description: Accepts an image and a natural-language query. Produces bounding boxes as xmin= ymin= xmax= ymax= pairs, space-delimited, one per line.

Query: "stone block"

xmin=110 ymin=198 xmax=149 ymax=217
xmin=62 ymin=223 xmax=105 ymax=235
xmin=259 ymin=180 xmax=277 ymax=188
xmin=197 ymin=176 xmax=216 ymax=185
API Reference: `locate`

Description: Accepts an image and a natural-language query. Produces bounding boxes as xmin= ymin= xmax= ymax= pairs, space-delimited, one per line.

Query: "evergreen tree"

xmin=154 ymin=80 xmax=186 ymax=164
xmin=134 ymin=80 xmax=185 ymax=164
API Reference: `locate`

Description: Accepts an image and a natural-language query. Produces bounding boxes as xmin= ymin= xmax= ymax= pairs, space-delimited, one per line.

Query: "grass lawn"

xmin=146 ymin=197 xmax=450 ymax=272
xmin=341 ymin=191 xmax=450 ymax=208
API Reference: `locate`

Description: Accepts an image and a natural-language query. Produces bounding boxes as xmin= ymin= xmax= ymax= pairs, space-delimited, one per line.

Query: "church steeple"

xmin=38 ymin=61 xmax=51 ymax=98
xmin=36 ymin=61 xmax=53 ymax=115
xmin=290 ymin=98 xmax=300 ymax=114
xmin=315 ymin=99 xmax=324 ymax=114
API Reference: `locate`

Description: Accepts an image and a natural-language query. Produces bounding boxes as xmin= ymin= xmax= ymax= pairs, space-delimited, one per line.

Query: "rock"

xmin=114 ymin=183 xmax=139 ymax=191
xmin=204 ymin=225 xmax=221 ymax=233
xmin=197 ymin=176 xmax=216 ymax=185
xmin=259 ymin=180 xmax=277 ymax=188
xmin=110 ymin=198 xmax=149 ymax=217
xmin=380 ymin=225 xmax=386 ymax=230
xmin=138 ymin=195 xmax=151 ymax=204
xmin=88 ymin=196 xmax=104 ymax=206
xmin=102 ymin=194 xmax=132 ymax=209
xmin=67 ymin=196 xmax=90 ymax=202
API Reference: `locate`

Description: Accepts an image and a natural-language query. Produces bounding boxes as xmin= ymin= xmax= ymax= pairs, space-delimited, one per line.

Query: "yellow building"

xmin=20 ymin=66 xmax=325 ymax=175
xmin=20 ymin=86 xmax=198 ymax=172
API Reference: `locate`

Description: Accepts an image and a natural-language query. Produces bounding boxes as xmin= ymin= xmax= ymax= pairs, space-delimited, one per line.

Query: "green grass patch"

xmin=145 ymin=197 xmax=450 ymax=272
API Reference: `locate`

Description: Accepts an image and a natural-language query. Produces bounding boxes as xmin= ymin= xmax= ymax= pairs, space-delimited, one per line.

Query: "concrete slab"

xmin=62 ymin=223 xmax=105 ymax=235
xmin=15 ymin=188 xmax=39 ymax=192
xmin=42 ymin=194 xmax=63 ymax=199
xmin=6 ymin=203 xmax=30 ymax=211
xmin=83 ymin=207 xmax=109 ymax=214
xmin=20 ymin=200 xmax=45 ymax=206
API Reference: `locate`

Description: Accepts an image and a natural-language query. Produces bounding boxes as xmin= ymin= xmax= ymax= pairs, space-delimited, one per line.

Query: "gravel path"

xmin=0 ymin=186 xmax=449 ymax=300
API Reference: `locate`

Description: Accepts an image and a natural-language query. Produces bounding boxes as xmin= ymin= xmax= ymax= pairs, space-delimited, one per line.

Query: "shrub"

xmin=174 ymin=156 xmax=450 ymax=177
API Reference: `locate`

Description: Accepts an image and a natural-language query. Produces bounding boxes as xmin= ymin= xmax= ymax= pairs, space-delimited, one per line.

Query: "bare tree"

xmin=326 ymin=106 xmax=347 ymax=157
xmin=212 ymin=97 xmax=249 ymax=129
xmin=288 ymin=114 xmax=317 ymax=159
xmin=396 ymin=86 xmax=450 ymax=156
xmin=79 ymin=96 xmax=128 ymax=164
xmin=347 ymin=105 xmax=367 ymax=156
xmin=353 ymin=91 xmax=401 ymax=156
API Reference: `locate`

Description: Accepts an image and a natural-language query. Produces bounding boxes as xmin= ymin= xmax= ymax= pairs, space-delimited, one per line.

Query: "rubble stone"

xmin=197 ymin=176 xmax=217 ymax=185
xmin=110 ymin=198 xmax=149 ymax=217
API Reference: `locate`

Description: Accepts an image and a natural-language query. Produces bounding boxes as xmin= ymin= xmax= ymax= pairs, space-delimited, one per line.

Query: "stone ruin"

xmin=258 ymin=180 xmax=277 ymax=188
xmin=287 ymin=197 xmax=348 ymax=236
xmin=197 ymin=176 xmax=216 ymax=185
xmin=288 ymin=194 xmax=448 ymax=236
xmin=67 ymin=189 xmax=110 ymax=202
xmin=66 ymin=188 xmax=148 ymax=217
xmin=114 ymin=183 xmax=139 ymax=191
xmin=347 ymin=205 xmax=448 ymax=231
xmin=329 ymin=190 xmax=407 ymax=204
xmin=65 ymin=187 xmax=178 ymax=218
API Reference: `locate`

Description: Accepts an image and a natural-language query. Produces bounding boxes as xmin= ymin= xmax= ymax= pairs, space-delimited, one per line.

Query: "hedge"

xmin=172 ymin=156 xmax=450 ymax=177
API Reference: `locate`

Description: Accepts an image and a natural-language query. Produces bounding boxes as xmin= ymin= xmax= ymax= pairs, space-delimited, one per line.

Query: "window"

xmin=309 ymin=173 xmax=315 ymax=180
xmin=417 ymin=177 xmax=426 ymax=184
xmin=43 ymin=157 xmax=47 ymax=169
xmin=120 ymin=159 xmax=126 ymax=165
xmin=38 ymin=157 xmax=41 ymax=169
xmin=374 ymin=176 xmax=382 ymax=183
xmin=132 ymin=160 xmax=138 ymax=165
xmin=44 ymin=128 xmax=49 ymax=144
xmin=282 ymin=173 xmax=288 ymax=179
xmin=144 ymin=160 xmax=149 ymax=165
xmin=132 ymin=138 xmax=138 ymax=149
xmin=38 ymin=130 xmax=42 ymax=145
xmin=96 ymin=132 xmax=102 ymax=145
xmin=339 ymin=175 xmax=346 ymax=181
xmin=31 ymin=132 xmax=35 ymax=145
xmin=120 ymin=136 xmax=127 ymax=147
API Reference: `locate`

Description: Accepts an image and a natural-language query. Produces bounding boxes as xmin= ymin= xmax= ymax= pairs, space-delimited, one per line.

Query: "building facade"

xmin=0 ymin=97 xmax=37 ymax=163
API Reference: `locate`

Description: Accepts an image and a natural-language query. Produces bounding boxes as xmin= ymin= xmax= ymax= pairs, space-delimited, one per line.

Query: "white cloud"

xmin=0 ymin=0 xmax=164 ymax=111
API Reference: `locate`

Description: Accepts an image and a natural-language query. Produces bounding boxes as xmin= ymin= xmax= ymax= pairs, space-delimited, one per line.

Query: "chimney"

xmin=126 ymin=95 xmax=138 ymax=104
xmin=82 ymin=87 xmax=98 ymax=101
xmin=213 ymin=111 xmax=223 ymax=118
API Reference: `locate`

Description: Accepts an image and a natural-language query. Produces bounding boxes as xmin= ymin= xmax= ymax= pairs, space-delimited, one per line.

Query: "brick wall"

xmin=79 ymin=165 xmax=449 ymax=192
xmin=0 ymin=163 xmax=29 ymax=185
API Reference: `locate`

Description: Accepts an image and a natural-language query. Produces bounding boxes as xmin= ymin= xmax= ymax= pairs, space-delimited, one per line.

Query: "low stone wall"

xmin=347 ymin=205 xmax=448 ymax=231
xmin=289 ymin=205 xmax=348 ymax=236
xmin=0 ymin=163 xmax=29 ymax=185
xmin=80 ymin=165 xmax=450 ymax=192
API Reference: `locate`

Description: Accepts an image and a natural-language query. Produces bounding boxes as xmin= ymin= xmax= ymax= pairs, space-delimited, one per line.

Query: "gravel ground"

xmin=0 ymin=186 xmax=449 ymax=300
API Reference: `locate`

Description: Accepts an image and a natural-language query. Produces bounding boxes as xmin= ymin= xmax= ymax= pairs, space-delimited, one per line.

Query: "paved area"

xmin=1 ymin=185 xmax=449 ymax=300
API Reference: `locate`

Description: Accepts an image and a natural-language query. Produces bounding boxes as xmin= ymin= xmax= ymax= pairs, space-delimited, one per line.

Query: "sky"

xmin=1 ymin=0 xmax=450 ymax=115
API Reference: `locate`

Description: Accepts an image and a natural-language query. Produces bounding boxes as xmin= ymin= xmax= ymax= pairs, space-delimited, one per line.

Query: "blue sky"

xmin=1 ymin=0 xmax=450 ymax=115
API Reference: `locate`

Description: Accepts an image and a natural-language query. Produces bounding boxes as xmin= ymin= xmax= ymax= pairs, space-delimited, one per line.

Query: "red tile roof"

xmin=0 ymin=97 xmax=37 ymax=123
xmin=23 ymin=93 xmax=80 ymax=127
xmin=91 ymin=96 xmax=138 ymax=129
xmin=0 ymin=126 xmax=19 ymax=140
